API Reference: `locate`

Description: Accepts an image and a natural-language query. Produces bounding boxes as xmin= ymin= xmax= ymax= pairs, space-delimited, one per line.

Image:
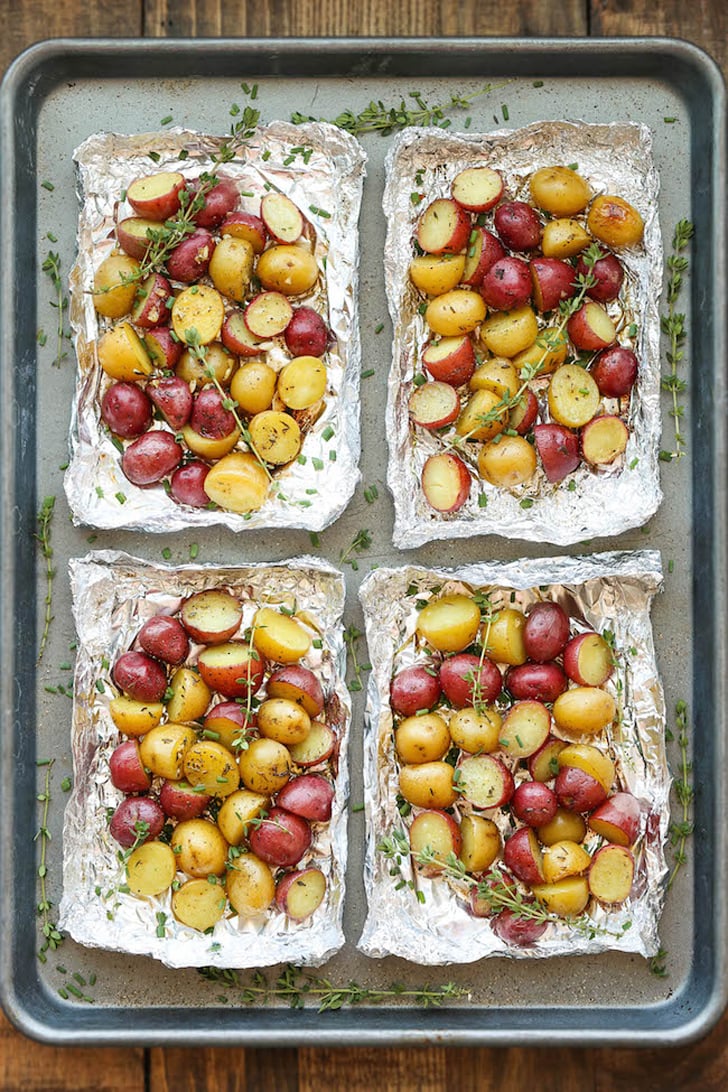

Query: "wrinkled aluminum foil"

xmin=65 ymin=124 xmax=366 ymax=531
xmin=358 ymin=551 xmax=667 ymax=963
xmin=384 ymin=122 xmax=663 ymax=548
xmin=60 ymin=551 xmax=350 ymax=969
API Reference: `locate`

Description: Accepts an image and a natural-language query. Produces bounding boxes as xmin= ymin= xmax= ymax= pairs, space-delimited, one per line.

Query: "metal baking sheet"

xmin=0 ymin=36 xmax=725 ymax=1048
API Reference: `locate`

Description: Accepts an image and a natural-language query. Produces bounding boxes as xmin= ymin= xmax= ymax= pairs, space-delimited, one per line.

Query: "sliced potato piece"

xmin=172 ymin=285 xmax=225 ymax=345
xmin=126 ymin=841 xmax=177 ymax=897
xmin=248 ymin=410 xmax=301 ymax=465
xmin=203 ymin=451 xmax=270 ymax=513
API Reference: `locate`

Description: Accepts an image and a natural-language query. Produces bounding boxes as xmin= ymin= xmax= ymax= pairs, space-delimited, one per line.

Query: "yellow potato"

xmin=513 ymin=327 xmax=568 ymax=378
xmin=542 ymin=840 xmax=592 ymax=884
xmin=97 ymin=322 xmax=153 ymax=381
xmin=399 ymin=761 xmax=458 ymax=809
xmin=92 ymin=254 xmax=141 ymax=318
xmin=216 ymin=789 xmax=269 ymax=846
xmin=552 ymin=686 xmax=617 ymax=735
xmin=480 ymin=306 xmax=538 ymax=358
xmin=166 ymin=667 xmax=212 ymax=723
xmin=256 ymin=244 xmax=319 ymax=295
xmin=537 ymin=807 xmax=587 ymax=847
xmin=478 ymin=434 xmax=537 ymax=487
xmin=108 ymin=696 xmax=164 ymax=738
xmin=455 ymin=388 xmax=507 ymax=443
xmin=277 ymin=356 xmax=327 ymax=410
xmin=230 ymin=360 xmax=277 ymax=415
xmin=531 ymin=876 xmax=590 ymax=917
xmin=203 ymin=451 xmax=270 ymax=514
xmin=558 ymin=743 xmax=615 ymax=792
xmin=416 ymin=593 xmax=481 ymax=652
xmin=139 ymin=722 xmax=197 ymax=781
xmin=226 ymin=853 xmax=276 ymax=918
xmin=208 ymin=236 xmax=255 ymax=303
xmin=257 ymin=697 xmax=312 ymax=745
xmin=485 ymin=607 xmax=527 ymax=666
xmin=180 ymin=424 xmax=241 ymax=461
xmin=183 ymin=740 xmax=241 ymax=798
xmin=172 ymin=285 xmax=225 ymax=345
xmin=409 ymin=253 xmax=466 ymax=296
xmin=469 ymin=358 xmax=518 ymax=398
xmin=530 ymin=166 xmax=591 ymax=216
xmin=171 ymin=819 xmax=228 ymax=877
xmin=126 ymin=841 xmax=177 ymax=897
xmin=448 ymin=706 xmax=501 ymax=754
xmin=548 ymin=364 xmax=601 ymax=428
xmin=459 ymin=814 xmax=501 ymax=874
xmin=176 ymin=341 xmax=237 ymax=389
xmin=172 ymin=878 xmax=227 ymax=931
xmin=425 ymin=289 xmax=486 ymax=336
xmin=238 ymin=737 xmax=291 ymax=795
xmin=253 ymin=606 xmax=311 ymax=663
xmin=394 ymin=713 xmax=451 ymax=764
xmin=587 ymin=195 xmax=644 ymax=248
xmin=541 ymin=218 xmax=592 ymax=259
xmin=248 ymin=410 xmax=301 ymax=465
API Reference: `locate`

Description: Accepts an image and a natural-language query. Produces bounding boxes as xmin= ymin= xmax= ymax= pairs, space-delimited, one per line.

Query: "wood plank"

xmin=143 ymin=0 xmax=588 ymax=39
xmin=299 ymin=1046 xmax=446 ymax=1090
xmin=149 ymin=1045 xmax=247 ymax=1091
xmin=0 ymin=1009 xmax=145 ymax=1092
xmin=591 ymin=0 xmax=728 ymax=70
xmin=246 ymin=1047 xmax=299 ymax=1092
xmin=0 ymin=0 xmax=140 ymax=74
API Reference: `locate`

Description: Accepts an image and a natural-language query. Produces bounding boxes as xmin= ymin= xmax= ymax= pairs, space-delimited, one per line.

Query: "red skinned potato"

xmin=555 ymin=764 xmax=608 ymax=812
xmin=533 ymin=423 xmax=580 ymax=483
xmin=530 ymin=257 xmax=577 ymax=312
xmin=267 ymin=665 xmax=325 ymax=718
xmin=505 ymin=661 xmax=567 ymax=703
xmin=494 ymin=201 xmax=542 ymax=251
xmin=416 ymin=197 xmax=471 ymax=255
xmin=113 ymin=650 xmax=168 ymax=703
xmin=144 ymin=327 xmax=184 ymax=371
xmin=499 ymin=700 xmax=551 ymax=759
xmin=528 ymin=735 xmax=567 ymax=783
xmin=581 ymin=415 xmax=629 ymax=467
xmin=221 ymin=210 xmax=268 ymax=252
xmin=409 ymin=810 xmax=463 ymax=876
xmin=260 ymin=192 xmax=304 ymax=243
xmin=190 ymin=387 xmax=237 ymax=439
xmin=275 ymin=867 xmax=327 ymax=921
xmin=158 ymin=779 xmax=211 ymax=821
xmin=130 ymin=272 xmax=172 ymax=329
xmin=509 ymin=388 xmax=539 ymax=435
xmin=492 ymin=908 xmax=548 ymax=946
xmin=511 ymin=781 xmax=559 ymax=828
xmin=138 ymin=614 xmax=190 ymax=665
xmin=108 ymin=739 xmax=152 ymax=794
xmin=503 ymin=827 xmax=545 ymax=885
xmin=458 ymin=754 xmax=515 ymax=810
xmin=221 ymin=311 xmax=264 ymax=358
xmin=192 ymin=177 xmax=239 ymax=229
xmin=421 ymin=452 xmax=471 ymax=513
xmin=284 ymin=306 xmax=329 ymax=358
xmin=121 ymin=430 xmax=183 ymax=486
xmin=203 ymin=701 xmax=254 ymax=751
xmin=109 ymin=796 xmax=165 ymax=848
xmin=248 ymin=806 xmax=312 ymax=868
xmin=276 ymin=774 xmax=335 ymax=822
xmin=422 ymin=336 xmax=476 ymax=386
xmin=166 ymin=229 xmax=216 ymax=283
xmin=390 ymin=664 xmax=442 ymax=717
xmin=101 ymin=381 xmax=153 ymax=439
xmin=126 ymin=171 xmax=185 ymax=221
xmin=197 ymin=641 xmax=266 ymax=698
xmin=588 ymin=844 xmax=635 ymax=904
xmin=451 ymin=166 xmax=504 ymax=212
xmin=116 ymin=216 xmax=158 ymax=261
xmin=408 ymin=381 xmax=460 ymax=430
xmin=563 ymin=631 xmax=614 ymax=687
xmin=588 ymin=792 xmax=642 ymax=846
xmin=245 ymin=291 xmax=294 ymax=339
xmin=590 ymin=346 xmax=639 ymax=399
xmin=523 ymin=601 xmax=570 ymax=662
xmin=180 ymin=589 xmax=242 ymax=644
xmin=460 ymin=227 xmax=506 ymax=287
xmin=577 ymin=250 xmax=624 ymax=302
xmin=170 ymin=461 xmax=211 ymax=508
xmin=566 ymin=301 xmax=617 ymax=351
xmin=481 ymin=256 xmax=532 ymax=311
xmin=440 ymin=652 xmax=502 ymax=707
xmin=288 ymin=720 xmax=336 ymax=768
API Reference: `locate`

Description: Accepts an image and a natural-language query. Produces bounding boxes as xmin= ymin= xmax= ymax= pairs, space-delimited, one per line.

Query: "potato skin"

xmin=256 ymin=244 xmax=319 ymax=295
xmin=171 ymin=818 xmax=228 ymax=877
xmin=399 ymin=761 xmax=458 ymax=809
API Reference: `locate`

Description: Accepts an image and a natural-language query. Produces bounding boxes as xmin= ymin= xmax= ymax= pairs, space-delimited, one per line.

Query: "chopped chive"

xmin=41 ymin=180 xmax=54 ymax=192
xmin=322 ymin=425 xmax=334 ymax=441
xmin=312 ymin=456 xmax=324 ymax=470
xmin=309 ymin=531 xmax=320 ymax=547
xmin=374 ymin=323 xmax=384 ymax=334
xmin=351 ymin=803 xmax=365 ymax=813
xmin=519 ymin=498 xmax=534 ymax=509
xmin=162 ymin=547 xmax=172 ymax=560
xmin=502 ymin=104 xmax=509 ymax=120
xmin=161 ymin=115 xmax=173 ymax=125
xmin=533 ymin=80 xmax=544 ymax=88
xmin=664 ymin=116 xmax=677 ymax=124
xmin=478 ymin=493 xmax=488 ymax=508
xmin=361 ymin=368 xmax=375 ymax=379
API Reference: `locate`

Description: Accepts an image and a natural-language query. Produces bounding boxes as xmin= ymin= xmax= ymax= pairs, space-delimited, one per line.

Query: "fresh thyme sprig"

xmin=35 ymin=759 xmax=64 ymax=960
xmin=35 ymin=496 xmax=56 ymax=664
xmin=666 ymin=699 xmax=693 ymax=890
xmin=343 ymin=624 xmax=370 ymax=693
xmin=659 ymin=219 xmax=694 ymax=461
xmin=199 ymin=963 xmax=465 ymax=1011
xmin=339 ymin=528 xmax=372 ymax=571
xmin=41 ymin=251 xmax=68 ymax=367
xmin=291 ymin=85 xmax=505 ymax=136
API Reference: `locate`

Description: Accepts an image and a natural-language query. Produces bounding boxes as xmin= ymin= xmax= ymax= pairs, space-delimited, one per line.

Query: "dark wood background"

xmin=2 ymin=1 xmax=727 ymax=1088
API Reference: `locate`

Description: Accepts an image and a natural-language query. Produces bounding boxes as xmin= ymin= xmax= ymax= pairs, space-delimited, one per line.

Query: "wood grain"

xmin=591 ymin=0 xmax=728 ymax=70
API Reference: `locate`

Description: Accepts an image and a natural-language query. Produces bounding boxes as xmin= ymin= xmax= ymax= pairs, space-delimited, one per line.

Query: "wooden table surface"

xmin=2 ymin=1 xmax=727 ymax=1089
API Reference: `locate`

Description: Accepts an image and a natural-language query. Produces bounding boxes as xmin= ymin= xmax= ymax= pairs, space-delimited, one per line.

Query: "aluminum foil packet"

xmin=60 ymin=552 xmax=350 ymax=969
xmin=384 ymin=122 xmax=663 ymax=548
xmin=65 ymin=124 xmax=366 ymax=531
xmin=358 ymin=551 xmax=667 ymax=963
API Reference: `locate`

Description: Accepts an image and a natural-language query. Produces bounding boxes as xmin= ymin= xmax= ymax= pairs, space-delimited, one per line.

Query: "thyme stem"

xmin=666 ymin=700 xmax=693 ymax=889
xmin=35 ymin=496 xmax=56 ymax=663
xmin=292 ymin=85 xmax=507 ymax=136
xmin=35 ymin=759 xmax=64 ymax=960
xmin=41 ymin=251 xmax=68 ymax=367
xmin=660 ymin=219 xmax=694 ymax=461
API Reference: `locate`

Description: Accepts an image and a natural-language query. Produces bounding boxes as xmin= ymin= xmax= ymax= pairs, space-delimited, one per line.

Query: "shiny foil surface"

xmin=65 ymin=124 xmax=366 ymax=531
xmin=383 ymin=122 xmax=663 ymax=548
xmin=358 ymin=551 xmax=667 ymax=963
xmin=60 ymin=552 xmax=350 ymax=969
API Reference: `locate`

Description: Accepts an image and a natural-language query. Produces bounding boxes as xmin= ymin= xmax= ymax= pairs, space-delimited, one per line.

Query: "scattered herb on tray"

xmin=660 ymin=219 xmax=694 ymax=462
xmin=35 ymin=759 xmax=64 ymax=960
xmin=35 ymin=496 xmax=56 ymax=664
xmin=339 ymin=528 xmax=372 ymax=571
xmin=41 ymin=251 xmax=69 ymax=367
xmin=344 ymin=624 xmax=370 ymax=694
xmin=198 ymin=963 xmax=466 ymax=1010
xmin=666 ymin=700 xmax=693 ymax=890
